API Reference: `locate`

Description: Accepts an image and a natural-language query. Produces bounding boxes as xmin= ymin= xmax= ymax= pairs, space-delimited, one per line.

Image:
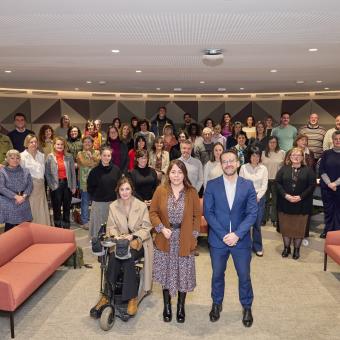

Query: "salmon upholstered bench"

xmin=324 ymin=230 xmax=340 ymax=271
xmin=0 ymin=222 xmax=77 ymax=338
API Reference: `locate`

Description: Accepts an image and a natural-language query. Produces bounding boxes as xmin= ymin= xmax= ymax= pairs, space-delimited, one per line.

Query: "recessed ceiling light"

xmin=98 ymin=81 xmax=106 ymax=85
xmin=74 ymin=88 xmax=79 ymax=91
xmin=136 ymin=70 xmax=142 ymax=73
xmin=86 ymin=80 xmax=92 ymax=84
xmin=156 ymin=88 xmax=161 ymax=91
xmin=240 ymin=87 xmax=245 ymax=90
xmin=4 ymin=70 xmax=12 ymax=73
xmin=270 ymin=69 xmax=278 ymax=73
xmin=218 ymin=88 xmax=226 ymax=92
xmin=174 ymin=88 xmax=182 ymax=91
xmin=111 ymin=49 xmax=120 ymax=53
xmin=324 ymin=87 xmax=330 ymax=90
xmin=308 ymin=48 xmax=318 ymax=52
xmin=316 ymin=80 xmax=323 ymax=83
xmin=200 ymin=81 xmax=205 ymax=84
xmin=296 ymin=80 xmax=305 ymax=84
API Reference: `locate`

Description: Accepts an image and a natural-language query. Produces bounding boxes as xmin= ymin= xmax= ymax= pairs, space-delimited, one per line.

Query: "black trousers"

xmin=4 ymin=223 xmax=18 ymax=232
xmin=106 ymin=247 xmax=144 ymax=301
xmin=321 ymin=187 xmax=340 ymax=233
xmin=50 ymin=180 xmax=72 ymax=228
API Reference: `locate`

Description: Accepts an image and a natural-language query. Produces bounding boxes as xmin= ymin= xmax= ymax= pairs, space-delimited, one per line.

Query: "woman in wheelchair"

xmin=93 ymin=176 xmax=153 ymax=317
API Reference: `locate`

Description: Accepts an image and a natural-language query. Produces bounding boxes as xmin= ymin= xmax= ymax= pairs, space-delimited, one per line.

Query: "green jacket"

xmin=0 ymin=133 xmax=13 ymax=164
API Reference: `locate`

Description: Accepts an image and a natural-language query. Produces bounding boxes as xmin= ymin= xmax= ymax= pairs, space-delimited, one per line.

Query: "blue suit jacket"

xmin=204 ymin=175 xmax=258 ymax=249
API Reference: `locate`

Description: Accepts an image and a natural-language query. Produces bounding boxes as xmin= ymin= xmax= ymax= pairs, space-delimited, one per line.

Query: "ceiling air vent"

xmin=32 ymin=91 xmax=58 ymax=96
xmin=256 ymin=94 xmax=281 ymax=99
xmin=0 ymin=89 xmax=28 ymax=95
xmin=228 ymin=94 xmax=252 ymax=99
xmin=314 ymin=92 xmax=340 ymax=97
xmin=284 ymin=93 xmax=310 ymax=98
xmin=120 ymin=94 xmax=144 ymax=99
xmin=92 ymin=93 xmax=116 ymax=97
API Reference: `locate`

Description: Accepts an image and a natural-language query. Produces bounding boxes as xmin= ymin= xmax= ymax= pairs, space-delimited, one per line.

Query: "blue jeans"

xmin=252 ymin=196 xmax=266 ymax=252
xmin=80 ymin=190 xmax=90 ymax=224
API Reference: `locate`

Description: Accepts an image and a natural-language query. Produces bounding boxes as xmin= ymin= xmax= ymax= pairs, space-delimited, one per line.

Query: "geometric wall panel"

xmin=282 ymin=100 xmax=310 ymax=115
xmin=118 ymin=101 xmax=145 ymax=121
xmin=175 ymin=101 xmax=198 ymax=122
xmin=145 ymin=101 xmax=171 ymax=120
xmin=311 ymin=101 xmax=338 ymax=129
xmin=0 ymin=97 xmax=28 ymax=123
xmin=290 ymin=101 xmax=313 ymax=126
xmin=198 ymin=101 xmax=224 ymax=123
xmin=252 ymin=101 xmax=282 ymax=123
xmin=2 ymin=99 xmax=31 ymax=124
xmin=31 ymin=99 xmax=60 ymax=123
xmin=63 ymin=99 xmax=90 ymax=120
xmin=313 ymin=99 xmax=340 ymax=118
xmin=232 ymin=102 xmax=253 ymax=124
xmin=225 ymin=101 xmax=251 ymax=122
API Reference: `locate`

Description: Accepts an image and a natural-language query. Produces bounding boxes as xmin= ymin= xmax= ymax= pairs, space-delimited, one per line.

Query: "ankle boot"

xmin=177 ymin=292 xmax=186 ymax=323
xmin=292 ymin=247 xmax=300 ymax=260
xmin=162 ymin=289 xmax=172 ymax=322
xmin=281 ymin=247 xmax=291 ymax=257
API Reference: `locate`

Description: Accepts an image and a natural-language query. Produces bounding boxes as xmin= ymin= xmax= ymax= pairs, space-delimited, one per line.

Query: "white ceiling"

xmin=0 ymin=0 xmax=340 ymax=94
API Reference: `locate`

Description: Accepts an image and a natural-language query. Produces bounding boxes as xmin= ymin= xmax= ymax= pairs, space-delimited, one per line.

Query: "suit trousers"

xmin=210 ymin=245 xmax=253 ymax=308
xmin=321 ymin=187 xmax=340 ymax=233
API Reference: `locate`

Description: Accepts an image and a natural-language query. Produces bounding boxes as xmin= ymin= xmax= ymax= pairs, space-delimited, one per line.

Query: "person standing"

xmin=293 ymin=134 xmax=315 ymax=169
xmin=261 ymin=136 xmax=285 ymax=227
xmin=150 ymin=160 xmax=200 ymax=323
xmin=162 ymin=124 xmax=178 ymax=153
xmin=45 ymin=137 xmax=76 ymax=228
xmin=151 ymin=106 xmax=176 ymax=137
xmin=87 ymin=146 xmax=121 ymax=238
xmin=298 ymin=113 xmax=326 ymax=160
xmin=203 ymin=142 xmax=224 ymax=190
xmin=181 ymin=112 xmax=192 ymax=134
xmin=226 ymin=121 xmax=243 ymax=149
xmin=212 ymin=124 xmax=226 ymax=149
xmin=20 ymin=134 xmax=50 ymax=225
xmin=230 ymin=131 xmax=248 ymax=167
xmin=7 ymin=113 xmax=34 ymax=152
xmin=149 ymin=137 xmax=170 ymax=183
xmin=194 ymin=127 xmax=214 ymax=166
xmin=220 ymin=113 xmax=233 ymax=139
xmin=0 ymin=150 xmax=33 ymax=231
xmin=323 ymin=114 xmax=340 ymax=150
xmin=178 ymin=139 xmax=203 ymax=193
xmin=242 ymin=115 xmax=256 ymax=140
xmin=38 ymin=125 xmax=54 ymax=158
xmin=55 ymin=114 xmax=71 ymax=138
xmin=276 ymin=147 xmax=316 ymax=259
xmin=204 ymin=150 xmax=257 ymax=326
xmin=76 ymin=136 xmax=100 ymax=229
xmin=271 ymin=112 xmax=297 ymax=152
xmin=319 ymin=131 xmax=340 ymax=238
xmin=265 ymin=115 xmax=274 ymax=137
xmin=133 ymin=119 xmax=155 ymax=151
xmin=0 ymin=132 xmax=13 ymax=166
xmin=128 ymin=135 xmax=147 ymax=171
xmin=239 ymin=147 xmax=268 ymax=256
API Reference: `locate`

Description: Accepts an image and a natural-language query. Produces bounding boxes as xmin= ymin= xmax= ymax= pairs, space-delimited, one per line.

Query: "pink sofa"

xmin=0 ymin=222 xmax=76 ymax=338
xmin=324 ymin=230 xmax=340 ymax=271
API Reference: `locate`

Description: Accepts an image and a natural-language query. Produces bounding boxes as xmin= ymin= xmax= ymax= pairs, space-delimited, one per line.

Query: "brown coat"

xmin=149 ymin=185 xmax=200 ymax=257
xmin=107 ymin=197 xmax=153 ymax=292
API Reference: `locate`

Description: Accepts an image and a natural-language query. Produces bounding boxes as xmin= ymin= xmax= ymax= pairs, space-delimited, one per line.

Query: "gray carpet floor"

xmin=1 ymin=217 xmax=340 ymax=340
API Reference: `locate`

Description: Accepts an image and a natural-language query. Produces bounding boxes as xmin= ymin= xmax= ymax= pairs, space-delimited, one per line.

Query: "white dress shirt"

xmin=239 ymin=163 xmax=268 ymax=200
xmin=20 ymin=149 xmax=45 ymax=179
xmin=223 ymin=175 xmax=237 ymax=210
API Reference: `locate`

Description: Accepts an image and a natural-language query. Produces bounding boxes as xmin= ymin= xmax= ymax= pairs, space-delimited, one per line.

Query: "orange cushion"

xmin=11 ymin=243 xmax=76 ymax=268
xmin=325 ymin=245 xmax=340 ymax=265
xmin=0 ymin=262 xmax=52 ymax=311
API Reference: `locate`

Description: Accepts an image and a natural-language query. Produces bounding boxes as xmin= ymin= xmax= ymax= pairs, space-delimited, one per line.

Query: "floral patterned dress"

xmin=153 ymin=190 xmax=196 ymax=297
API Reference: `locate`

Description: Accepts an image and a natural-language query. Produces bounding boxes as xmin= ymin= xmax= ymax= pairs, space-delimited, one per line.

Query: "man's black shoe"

xmin=242 ymin=308 xmax=253 ymax=327
xmin=209 ymin=303 xmax=222 ymax=322
xmin=320 ymin=231 xmax=327 ymax=239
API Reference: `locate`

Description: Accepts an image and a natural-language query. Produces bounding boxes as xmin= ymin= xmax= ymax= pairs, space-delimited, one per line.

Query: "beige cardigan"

xmin=107 ymin=197 xmax=153 ymax=292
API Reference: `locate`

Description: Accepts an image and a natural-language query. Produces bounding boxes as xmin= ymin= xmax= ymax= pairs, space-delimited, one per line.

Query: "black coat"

xmin=276 ymin=165 xmax=316 ymax=215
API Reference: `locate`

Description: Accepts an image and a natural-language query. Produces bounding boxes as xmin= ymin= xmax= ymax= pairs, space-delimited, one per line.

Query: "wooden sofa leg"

xmin=10 ymin=311 xmax=15 ymax=338
xmin=73 ymin=251 xmax=77 ymax=269
xmin=324 ymin=253 xmax=327 ymax=271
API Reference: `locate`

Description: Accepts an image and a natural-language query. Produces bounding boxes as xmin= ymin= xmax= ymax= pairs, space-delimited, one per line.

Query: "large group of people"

xmin=0 ymin=108 xmax=340 ymax=327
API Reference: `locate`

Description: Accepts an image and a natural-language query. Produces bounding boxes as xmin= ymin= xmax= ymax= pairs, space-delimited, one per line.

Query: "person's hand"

xmin=161 ymin=228 xmax=172 ymax=239
xmin=14 ymin=195 xmax=25 ymax=205
xmin=145 ymin=200 xmax=152 ymax=207
xmin=71 ymin=188 xmax=76 ymax=195
xmin=0 ymin=164 xmax=4 ymax=169
xmin=291 ymin=195 xmax=301 ymax=202
xmin=124 ymin=234 xmax=133 ymax=241
xmin=328 ymin=182 xmax=337 ymax=191
xmin=223 ymin=232 xmax=239 ymax=246
xmin=256 ymin=196 xmax=260 ymax=203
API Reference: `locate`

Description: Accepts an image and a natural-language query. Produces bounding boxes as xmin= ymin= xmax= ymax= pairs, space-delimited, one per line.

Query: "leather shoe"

xmin=242 ymin=308 xmax=253 ymax=327
xmin=320 ymin=231 xmax=327 ymax=239
xmin=281 ymin=247 xmax=291 ymax=258
xmin=292 ymin=247 xmax=300 ymax=260
xmin=209 ymin=303 xmax=222 ymax=322
xmin=127 ymin=297 xmax=138 ymax=316
xmin=255 ymin=251 xmax=263 ymax=257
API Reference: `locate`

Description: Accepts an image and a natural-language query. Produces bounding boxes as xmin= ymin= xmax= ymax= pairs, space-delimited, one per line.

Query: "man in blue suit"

xmin=204 ymin=150 xmax=257 ymax=327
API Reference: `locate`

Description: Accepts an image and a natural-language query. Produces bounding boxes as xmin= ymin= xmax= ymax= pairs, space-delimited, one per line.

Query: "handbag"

xmin=115 ymin=238 xmax=131 ymax=260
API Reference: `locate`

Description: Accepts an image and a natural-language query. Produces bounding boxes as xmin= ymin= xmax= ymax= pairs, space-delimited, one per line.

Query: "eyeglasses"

xmin=221 ymin=159 xmax=237 ymax=164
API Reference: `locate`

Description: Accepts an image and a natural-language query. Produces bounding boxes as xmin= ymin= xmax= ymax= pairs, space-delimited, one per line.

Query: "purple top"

xmin=109 ymin=138 xmax=121 ymax=168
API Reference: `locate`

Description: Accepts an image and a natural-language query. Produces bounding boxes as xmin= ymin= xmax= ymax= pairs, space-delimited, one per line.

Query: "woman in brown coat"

xmin=149 ymin=159 xmax=200 ymax=323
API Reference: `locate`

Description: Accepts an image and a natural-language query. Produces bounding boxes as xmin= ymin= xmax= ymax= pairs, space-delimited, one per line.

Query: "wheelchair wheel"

xmin=99 ymin=306 xmax=115 ymax=331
